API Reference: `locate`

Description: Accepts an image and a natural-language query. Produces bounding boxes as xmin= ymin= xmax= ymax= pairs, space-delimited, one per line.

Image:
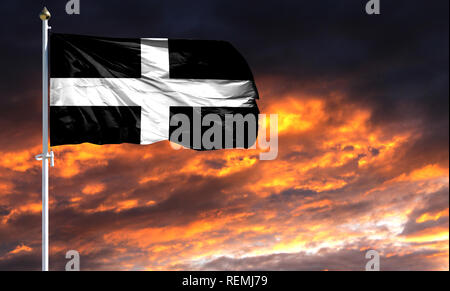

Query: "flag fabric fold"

xmin=50 ymin=34 xmax=259 ymax=149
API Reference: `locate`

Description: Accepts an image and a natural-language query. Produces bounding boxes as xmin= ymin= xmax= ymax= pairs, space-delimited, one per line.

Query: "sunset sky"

xmin=0 ymin=0 xmax=448 ymax=270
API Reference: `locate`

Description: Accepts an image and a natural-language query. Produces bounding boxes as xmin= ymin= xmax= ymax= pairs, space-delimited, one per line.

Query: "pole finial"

xmin=39 ymin=7 xmax=51 ymax=21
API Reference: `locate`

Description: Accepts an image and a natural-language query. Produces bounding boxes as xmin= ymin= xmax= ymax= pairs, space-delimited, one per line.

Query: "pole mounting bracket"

xmin=35 ymin=151 xmax=55 ymax=167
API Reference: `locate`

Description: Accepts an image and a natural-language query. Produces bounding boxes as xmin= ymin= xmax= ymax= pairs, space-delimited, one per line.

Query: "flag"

xmin=50 ymin=34 xmax=259 ymax=149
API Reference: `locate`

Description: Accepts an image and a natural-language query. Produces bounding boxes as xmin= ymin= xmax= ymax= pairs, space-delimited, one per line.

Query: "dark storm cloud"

xmin=0 ymin=251 xmax=40 ymax=271
xmin=401 ymin=187 xmax=449 ymax=236
xmin=191 ymin=247 xmax=445 ymax=271
xmin=47 ymin=156 xmax=260 ymax=246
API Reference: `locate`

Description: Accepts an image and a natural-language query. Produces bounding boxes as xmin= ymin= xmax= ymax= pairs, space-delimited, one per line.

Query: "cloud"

xmin=1 ymin=87 xmax=448 ymax=270
xmin=401 ymin=188 xmax=449 ymax=238
xmin=0 ymin=0 xmax=448 ymax=270
xmin=188 ymin=246 xmax=448 ymax=271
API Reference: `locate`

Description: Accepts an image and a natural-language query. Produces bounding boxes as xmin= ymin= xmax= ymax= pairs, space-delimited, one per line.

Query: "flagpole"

xmin=37 ymin=7 xmax=53 ymax=272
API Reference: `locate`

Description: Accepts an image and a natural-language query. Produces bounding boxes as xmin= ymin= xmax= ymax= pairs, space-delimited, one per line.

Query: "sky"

xmin=0 ymin=0 xmax=448 ymax=271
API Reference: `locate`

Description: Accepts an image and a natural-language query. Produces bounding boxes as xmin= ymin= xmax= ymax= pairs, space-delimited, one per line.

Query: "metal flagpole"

xmin=36 ymin=7 xmax=54 ymax=272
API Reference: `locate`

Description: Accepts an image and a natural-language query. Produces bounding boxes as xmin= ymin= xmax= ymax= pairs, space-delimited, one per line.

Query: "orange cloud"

xmin=8 ymin=244 xmax=32 ymax=255
xmin=0 ymin=88 xmax=448 ymax=271
xmin=1 ymin=145 xmax=40 ymax=172
xmin=404 ymin=226 xmax=449 ymax=243
xmin=82 ymin=183 xmax=105 ymax=195
xmin=416 ymin=209 xmax=449 ymax=224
